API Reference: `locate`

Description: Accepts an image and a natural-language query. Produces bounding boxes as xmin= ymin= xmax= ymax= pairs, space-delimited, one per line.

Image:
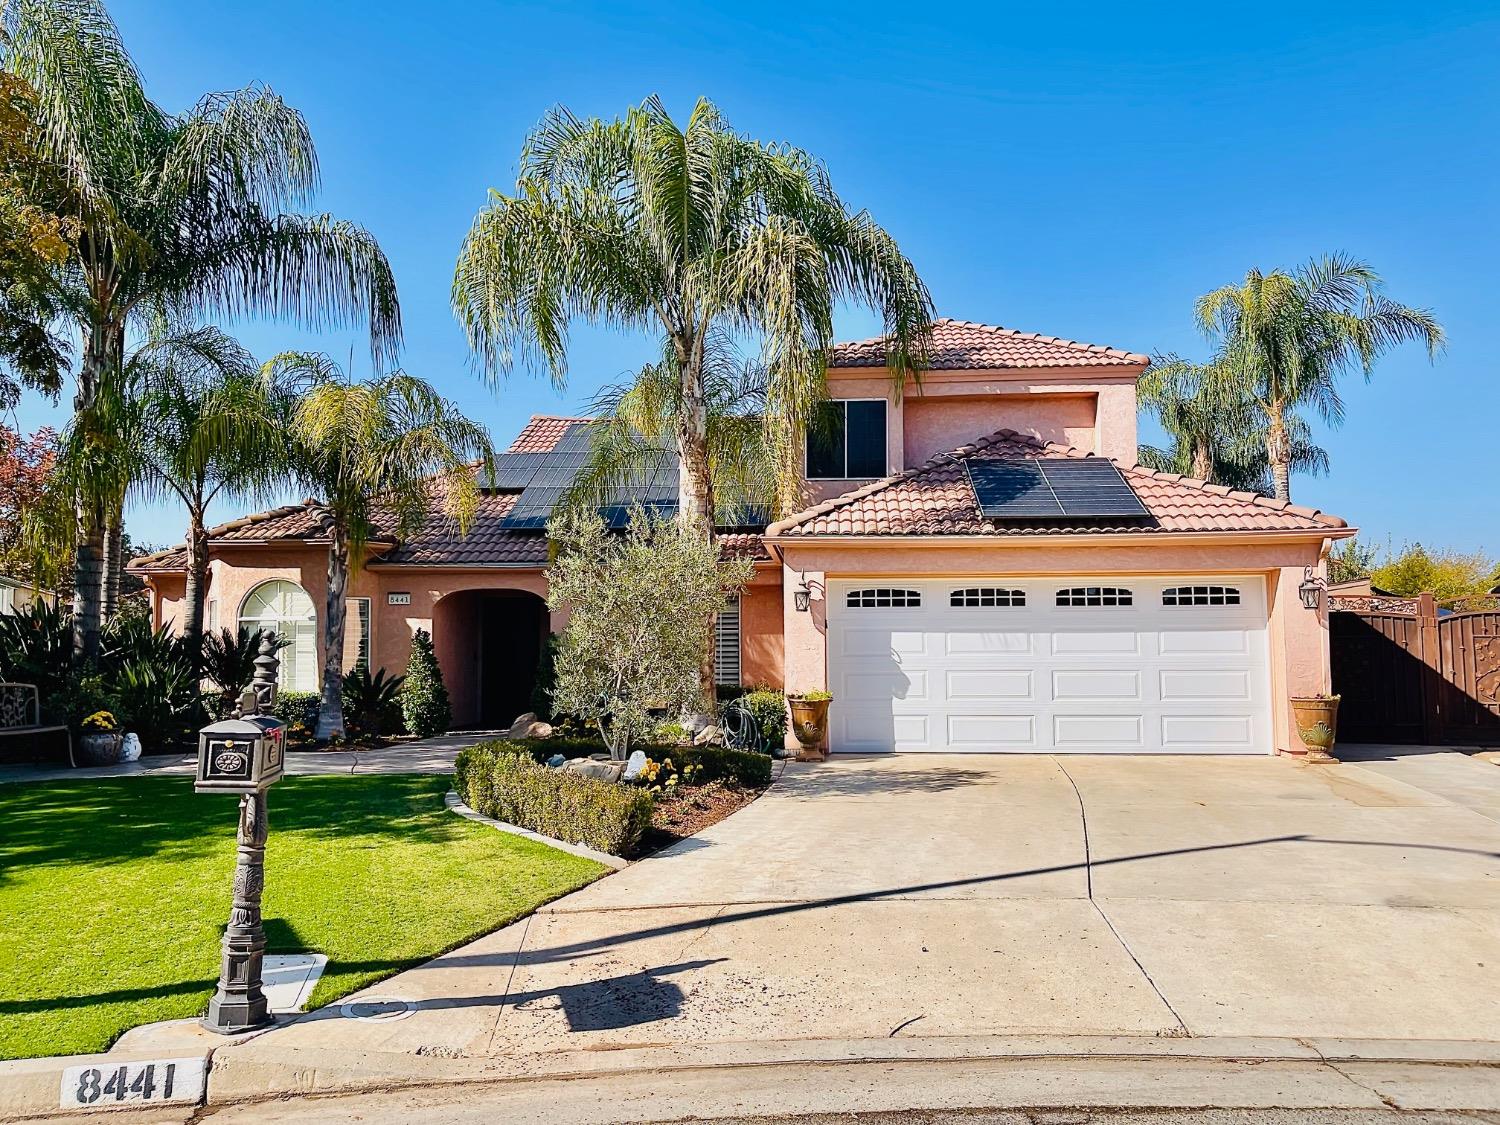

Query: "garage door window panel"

xmin=1056 ymin=586 xmax=1133 ymax=607
xmin=846 ymin=588 xmax=921 ymax=608
xmin=950 ymin=587 xmax=1025 ymax=607
xmin=1162 ymin=585 xmax=1241 ymax=606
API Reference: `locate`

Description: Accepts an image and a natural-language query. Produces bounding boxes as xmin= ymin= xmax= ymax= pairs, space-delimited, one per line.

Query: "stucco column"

xmin=1095 ymin=382 xmax=1139 ymax=463
xmin=780 ymin=557 xmax=828 ymax=751
xmin=1269 ymin=563 xmax=1332 ymax=753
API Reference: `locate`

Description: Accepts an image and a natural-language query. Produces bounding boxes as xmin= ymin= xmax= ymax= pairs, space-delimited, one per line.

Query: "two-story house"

xmin=131 ymin=318 xmax=1352 ymax=755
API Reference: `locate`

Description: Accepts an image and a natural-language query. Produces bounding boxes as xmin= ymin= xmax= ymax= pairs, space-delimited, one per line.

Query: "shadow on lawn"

xmin=0 ymin=774 xmax=466 ymax=878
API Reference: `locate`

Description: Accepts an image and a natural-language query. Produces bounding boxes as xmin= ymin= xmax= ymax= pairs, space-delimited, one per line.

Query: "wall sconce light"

xmin=794 ymin=575 xmax=812 ymax=612
xmin=1298 ymin=567 xmax=1326 ymax=611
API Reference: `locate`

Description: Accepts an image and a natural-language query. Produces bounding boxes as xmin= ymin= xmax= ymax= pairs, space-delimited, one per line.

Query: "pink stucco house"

xmin=131 ymin=318 xmax=1352 ymax=755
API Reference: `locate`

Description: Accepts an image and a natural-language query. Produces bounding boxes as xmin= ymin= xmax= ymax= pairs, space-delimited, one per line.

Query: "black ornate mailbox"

xmin=196 ymin=635 xmax=285 ymax=1034
xmin=195 ymin=711 xmax=284 ymax=793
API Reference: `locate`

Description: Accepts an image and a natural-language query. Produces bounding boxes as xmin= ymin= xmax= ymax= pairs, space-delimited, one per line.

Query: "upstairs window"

xmin=806 ymin=399 xmax=887 ymax=479
xmin=951 ymin=587 xmax=1026 ymax=607
xmin=1162 ymin=585 xmax=1241 ymax=606
xmin=847 ymin=588 xmax=921 ymax=609
xmin=1056 ymin=586 xmax=1133 ymax=607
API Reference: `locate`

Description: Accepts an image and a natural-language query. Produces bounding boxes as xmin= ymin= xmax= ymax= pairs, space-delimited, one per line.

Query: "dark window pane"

xmin=845 ymin=399 xmax=887 ymax=478
xmin=806 ymin=401 xmax=846 ymax=478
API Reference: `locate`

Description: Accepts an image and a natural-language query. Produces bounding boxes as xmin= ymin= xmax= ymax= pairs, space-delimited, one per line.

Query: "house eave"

xmin=766 ymin=527 xmax=1357 ymax=550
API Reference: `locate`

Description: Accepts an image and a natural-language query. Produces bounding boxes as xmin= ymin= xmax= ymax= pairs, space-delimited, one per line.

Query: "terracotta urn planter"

xmin=1290 ymin=695 xmax=1341 ymax=764
xmin=787 ymin=695 xmax=832 ymax=761
xmin=78 ymin=732 xmax=124 ymax=767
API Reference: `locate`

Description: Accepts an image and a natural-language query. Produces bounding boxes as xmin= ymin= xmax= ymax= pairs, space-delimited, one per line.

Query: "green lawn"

xmin=0 ymin=774 xmax=606 ymax=1060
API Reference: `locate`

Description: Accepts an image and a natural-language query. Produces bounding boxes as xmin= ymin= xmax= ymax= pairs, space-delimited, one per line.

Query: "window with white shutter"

xmin=714 ymin=596 xmax=741 ymax=687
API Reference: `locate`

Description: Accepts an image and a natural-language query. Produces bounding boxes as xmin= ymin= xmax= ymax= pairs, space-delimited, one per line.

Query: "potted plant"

xmin=78 ymin=710 xmax=124 ymax=766
xmin=787 ymin=690 xmax=833 ymax=760
xmin=1290 ymin=694 xmax=1341 ymax=764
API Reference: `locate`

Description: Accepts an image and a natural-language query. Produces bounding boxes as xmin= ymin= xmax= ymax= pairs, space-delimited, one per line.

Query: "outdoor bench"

xmin=0 ymin=682 xmax=74 ymax=767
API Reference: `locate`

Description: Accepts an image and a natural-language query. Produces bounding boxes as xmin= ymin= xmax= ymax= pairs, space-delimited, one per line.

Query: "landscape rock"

xmin=546 ymin=754 xmax=566 ymax=768
xmin=694 ymin=724 xmax=724 ymax=746
xmin=564 ymin=757 xmax=625 ymax=783
xmin=621 ymin=749 xmax=648 ymax=781
xmin=505 ymin=712 xmax=537 ymax=736
xmin=682 ymin=712 xmax=715 ymax=735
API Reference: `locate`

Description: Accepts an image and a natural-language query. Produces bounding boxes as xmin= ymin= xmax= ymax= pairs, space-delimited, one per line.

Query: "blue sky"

xmin=14 ymin=1 xmax=1499 ymax=552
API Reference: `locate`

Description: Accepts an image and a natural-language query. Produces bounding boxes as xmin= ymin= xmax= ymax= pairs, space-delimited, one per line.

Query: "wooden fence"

xmin=1330 ymin=592 xmax=1500 ymax=745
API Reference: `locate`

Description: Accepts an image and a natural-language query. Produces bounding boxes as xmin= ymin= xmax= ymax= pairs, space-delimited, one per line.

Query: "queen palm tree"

xmin=271 ymin=353 xmax=495 ymax=738
xmin=1195 ymin=254 xmax=1441 ymax=501
xmin=453 ymin=96 xmax=932 ymax=697
xmin=453 ymin=96 xmax=933 ymax=529
xmin=1138 ymin=354 xmax=1328 ymax=495
xmin=126 ymin=326 xmax=287 ymax=670
xmin=2 ymin=0 xmax=401 ymax=659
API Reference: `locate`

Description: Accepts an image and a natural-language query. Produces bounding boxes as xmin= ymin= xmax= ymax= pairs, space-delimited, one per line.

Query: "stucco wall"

xmin=740 ymin=566 xmax=785 ymax=689
xmin=902 ymin=393 xmax=1097 ymax=465
xmin=775 ymin=536 xmax=1332 ymax=755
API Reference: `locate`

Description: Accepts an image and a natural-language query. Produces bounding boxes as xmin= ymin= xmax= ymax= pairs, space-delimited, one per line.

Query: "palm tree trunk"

xmin=1190 ymin=441 xmax=1214 ymax=484
xmin=70 ymin=324 xmax=118 ymax=661
xmin=315 ymin=531 xmax=350 ymax=739
xmin=182 ymin=508 xmax=210 ymax=678
xmin=674 ymin=337 xmax=717 ymax=706
xmin=1266 ymin=406 xmax=1293 ymax=502
xmin=101 ymin=507 xmax=123 ymax=620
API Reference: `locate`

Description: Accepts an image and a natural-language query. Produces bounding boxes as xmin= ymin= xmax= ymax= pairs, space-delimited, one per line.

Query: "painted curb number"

xmin=60 ymin=1057 xmax=205 ymax=1109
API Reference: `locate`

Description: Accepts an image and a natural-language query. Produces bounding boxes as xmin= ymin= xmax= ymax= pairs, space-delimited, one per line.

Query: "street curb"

xmin=200 ymin=1033 xmax=1500 ymax=1111
xmin=444 ymin=792 xmax=629 ymax=869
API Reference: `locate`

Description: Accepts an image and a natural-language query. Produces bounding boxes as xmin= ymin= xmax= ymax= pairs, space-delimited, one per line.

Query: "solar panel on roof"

xmin=966 ymin=458 xmax=1149 ymax=521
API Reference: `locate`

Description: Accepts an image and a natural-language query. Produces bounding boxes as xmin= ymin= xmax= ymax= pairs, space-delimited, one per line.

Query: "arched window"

xmin=239 ymin=580 xmax=318 ymax=692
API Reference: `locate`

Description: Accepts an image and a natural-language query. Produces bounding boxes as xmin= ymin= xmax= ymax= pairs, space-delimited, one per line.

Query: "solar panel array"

xmin=965 ymin=458 xmax=1151 ymax=522
xmin=491 ymin=423 xmax=678 ymax=529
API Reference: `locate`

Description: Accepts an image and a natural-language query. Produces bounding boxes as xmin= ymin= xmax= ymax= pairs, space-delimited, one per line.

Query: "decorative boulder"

xmin=505 ymin=712 xmax=554 ymax=740
xmin=546 ymin=753 xmax=566 ymax=768
xmin=505 ymin=712 xmax=537 ymax=736
xmin=564 ymin=757 xmax=625 ymax=783
xmin=693 ymin=724 xmax=724 ymax=747
xmin=682 ymin=712 xmax=715 ymax=735
xmin=621 ymin=749 xmax=648 ymax=782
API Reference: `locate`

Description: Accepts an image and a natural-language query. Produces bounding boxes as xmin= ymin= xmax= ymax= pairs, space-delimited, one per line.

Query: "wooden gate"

xmin=1330 ymin=594 xmax=1500 ymax=745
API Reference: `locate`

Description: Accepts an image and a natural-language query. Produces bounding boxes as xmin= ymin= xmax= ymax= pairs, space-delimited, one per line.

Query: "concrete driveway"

xmin=221 ymin=747 xmax=1500 ymax=1073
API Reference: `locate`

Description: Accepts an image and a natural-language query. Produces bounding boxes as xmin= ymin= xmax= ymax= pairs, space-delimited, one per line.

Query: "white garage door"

xmin=827 ymin=577 xmax=1272 ymax=754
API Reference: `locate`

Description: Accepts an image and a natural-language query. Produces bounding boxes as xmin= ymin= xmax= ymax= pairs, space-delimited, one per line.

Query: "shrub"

xmin=729 ymin=688 xmax=786 ymax=750
xmin=401 ymin=628 xmax=451 ymax=737
xmin=678 ymin=744 xmax=773 ymax=788
xmin=274 ymin=691 xmax=321 ymax=738
xmin=202 ymin=627 xmax=286 ymax=717
xmin=342 ymin=665 xmax=406 ymax=739
xmin=454 ymin=741 xmax=655 ymax=856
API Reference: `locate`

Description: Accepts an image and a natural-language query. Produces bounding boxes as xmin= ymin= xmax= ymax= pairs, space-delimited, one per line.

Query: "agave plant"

xmin=201 ymin=626 xmax=288 ymax=719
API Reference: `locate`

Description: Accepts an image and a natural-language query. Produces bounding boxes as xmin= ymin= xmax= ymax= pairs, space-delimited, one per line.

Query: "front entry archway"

xmin=433 ymin=589 xmax=550 ymax=729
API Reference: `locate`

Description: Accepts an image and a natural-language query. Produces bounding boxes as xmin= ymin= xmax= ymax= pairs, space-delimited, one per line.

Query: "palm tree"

xmin=1195 ymin=254 xmax=1442 ymax=501
xmin=1138 ymin=354 xmax=1328 ymax=495
xmin=126 ymin=325 xmax=288 ymax=670
xmin=453 ymin=95 xmax=933 ymax=530
xmin=2 ymin=0 xmax=401 ymax=660
xmin=272 ymin=353 xmax=495 ymax=739
xmin=565 ymin=336 xmax=781 ymax=528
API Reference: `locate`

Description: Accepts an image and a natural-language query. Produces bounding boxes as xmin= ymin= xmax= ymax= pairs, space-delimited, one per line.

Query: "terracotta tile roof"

xmin=829 ymin=317 xmax=1150 ymax=371
xmin=377 ymin=492 xmax=549 ymax=567
xmin=767 ymin=429 xmax=1347 ymax=538
xmin=506 ymin=415 xmax=592 ymax=453
xmin=718 ymin=532 xmax=772 ymax=562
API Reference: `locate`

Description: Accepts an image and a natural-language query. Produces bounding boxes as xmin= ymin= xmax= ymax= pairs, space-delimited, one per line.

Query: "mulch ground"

xmin=640 ymin=780 xmax=765 ymax=854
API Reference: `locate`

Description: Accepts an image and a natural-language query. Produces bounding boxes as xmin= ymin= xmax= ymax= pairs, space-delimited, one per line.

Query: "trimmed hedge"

xmin=454 ymin=741 xmax=656 ymax=857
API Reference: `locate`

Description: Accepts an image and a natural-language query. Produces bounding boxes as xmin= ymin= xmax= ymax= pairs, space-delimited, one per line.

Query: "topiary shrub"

xmin=678 ymin=744 xmax=773 ymax=788
xmin=274 ymin=691 xmax=321 ymax=741
xmin=454 ymin=741 xmax=655 ymax=857
xmin=401 ymin=628 xmax=451 ymax=738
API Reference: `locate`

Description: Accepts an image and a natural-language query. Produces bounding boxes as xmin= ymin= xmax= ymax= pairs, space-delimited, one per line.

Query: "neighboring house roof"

xmin=767 ymin=429 xmax=1347 ymax=539
xmin=506 ymin=415 xmax=593 ymax=453
xmin=829 ymin=317 xmax=1150 ymax=371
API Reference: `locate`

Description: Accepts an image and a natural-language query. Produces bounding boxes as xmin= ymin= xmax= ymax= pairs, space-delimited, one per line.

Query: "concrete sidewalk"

xmin=0 ymin=729 xmax=502 ymax=784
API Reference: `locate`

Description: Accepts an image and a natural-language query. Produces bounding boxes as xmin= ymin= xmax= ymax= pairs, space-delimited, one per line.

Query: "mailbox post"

xmin=196 ymin=636 xmax=286 ymax=1035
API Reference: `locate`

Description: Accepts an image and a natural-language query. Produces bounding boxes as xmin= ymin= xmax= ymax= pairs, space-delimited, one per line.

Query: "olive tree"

xmin=546 ymin=508 xmax=753 ymax=760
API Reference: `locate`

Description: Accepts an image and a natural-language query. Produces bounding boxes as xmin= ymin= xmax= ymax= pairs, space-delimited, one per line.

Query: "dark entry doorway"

xmin=477 ymin=591 xmax=548 ymax=728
